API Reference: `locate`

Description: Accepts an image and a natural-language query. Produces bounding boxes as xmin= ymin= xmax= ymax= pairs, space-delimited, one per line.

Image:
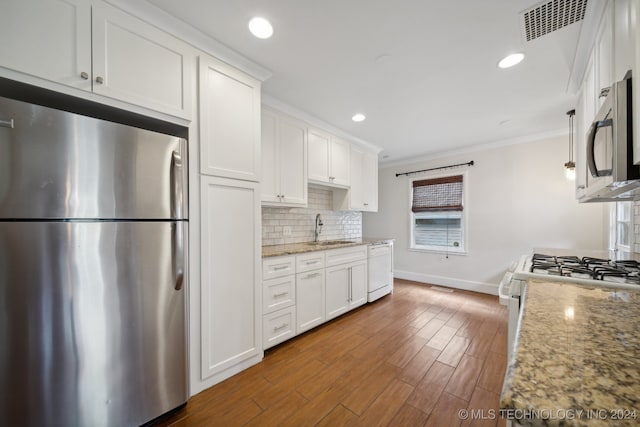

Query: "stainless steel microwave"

xmin=579 ymin=71 xmax=638 ymax=202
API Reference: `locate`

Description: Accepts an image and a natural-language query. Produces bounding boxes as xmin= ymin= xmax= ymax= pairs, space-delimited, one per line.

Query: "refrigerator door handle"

xmin=170 ymin=150 xmax=184 ymax=219
xmin=173 ymin=222 xmax=185 ymax=291
xmin=0 ymin=118 xmax=14 ymax=128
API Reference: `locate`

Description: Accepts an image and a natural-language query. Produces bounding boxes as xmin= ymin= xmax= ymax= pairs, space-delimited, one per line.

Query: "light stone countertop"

xmin=500 ymin=280 xmax=640 ymax=427
xmin=262 ymin=238 xmax=394 ymax=258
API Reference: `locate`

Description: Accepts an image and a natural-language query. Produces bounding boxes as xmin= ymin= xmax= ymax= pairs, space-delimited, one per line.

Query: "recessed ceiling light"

xmin=352 ymin=113 xmax=366 ymax=122
xmin=498 ymin=53 xmax=525 ymax=69
xmin=248 ymin=17 xmax=273 ymax=39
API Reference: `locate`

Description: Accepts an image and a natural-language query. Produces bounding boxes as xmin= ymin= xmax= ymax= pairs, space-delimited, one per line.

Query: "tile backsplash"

xmin=262 ymin=186 xmax=362 ymax=246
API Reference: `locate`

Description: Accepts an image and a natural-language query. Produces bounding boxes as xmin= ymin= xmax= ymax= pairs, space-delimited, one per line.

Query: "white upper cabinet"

xmin=595 ymin=3 xmax=613 ymax=109
xmin=0 ymin=0 xmax=92 ymax=91
xmin=0 ymin=0 xmax=193 ymax=119
xmin=91 ymin=2 xmax=193 ymax=119
xmin=199 ymin=55 xmax=261 ymax=181
xmin=261 ymin=108 xmax=307 ymax=206
xmin=613 ymin=0 xmax=635 ymax=81
xmin=308 ymin=128 xmax=350 ymax=187
xmin=348 ymin=145 xmax=378 ymax=212
xmin=630 ymin=0 xmax=640 ymax=165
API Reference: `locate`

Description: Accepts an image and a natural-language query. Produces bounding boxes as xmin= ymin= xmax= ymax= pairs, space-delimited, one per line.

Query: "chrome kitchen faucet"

xmin=315 ymin=214 xmax=323 ymax=242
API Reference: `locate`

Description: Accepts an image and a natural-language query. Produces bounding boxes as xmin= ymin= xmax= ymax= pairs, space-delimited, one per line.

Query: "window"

xmin=614 ymin=201 xmax=632 ymax=251
xmin=410 ymin=173 xmax=466 ymax=253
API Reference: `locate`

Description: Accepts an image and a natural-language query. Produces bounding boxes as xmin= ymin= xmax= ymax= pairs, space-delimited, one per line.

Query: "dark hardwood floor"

xmin=156 ymin=279 xmax=509 ymax=426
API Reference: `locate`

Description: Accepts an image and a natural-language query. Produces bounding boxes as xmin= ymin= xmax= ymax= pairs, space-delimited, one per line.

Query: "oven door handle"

xmin=587 ymin=118 xmax=613 ymax=178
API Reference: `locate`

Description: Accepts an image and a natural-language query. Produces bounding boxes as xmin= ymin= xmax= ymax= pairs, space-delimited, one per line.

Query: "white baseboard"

xmin=394 ymin=270 xmax=498 ymax=296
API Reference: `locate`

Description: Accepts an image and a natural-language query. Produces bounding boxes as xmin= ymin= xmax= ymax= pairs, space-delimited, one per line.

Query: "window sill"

xmin=408 ymin=247 xmax=468 ymax=256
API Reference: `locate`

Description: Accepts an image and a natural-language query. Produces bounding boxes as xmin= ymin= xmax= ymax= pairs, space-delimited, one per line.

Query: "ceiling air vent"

xmin=522 ymin=0 xmax=588 ymax=42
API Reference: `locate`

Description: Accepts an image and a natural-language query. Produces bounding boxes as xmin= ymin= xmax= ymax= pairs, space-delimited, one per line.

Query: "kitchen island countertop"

xmin=500 ymin=279 xmax=640 ymax=427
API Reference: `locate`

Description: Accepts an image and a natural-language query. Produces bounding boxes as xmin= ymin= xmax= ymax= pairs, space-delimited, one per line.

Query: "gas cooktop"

xmin=530 ymin=253 xmax=640 ymax=284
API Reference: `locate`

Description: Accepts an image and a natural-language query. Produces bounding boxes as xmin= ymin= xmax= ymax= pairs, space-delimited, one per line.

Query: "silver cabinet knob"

xmin=80 ymin=72 xmax=89 ymax=80
xmin=95 ymin=76 xmax=104 ymax=84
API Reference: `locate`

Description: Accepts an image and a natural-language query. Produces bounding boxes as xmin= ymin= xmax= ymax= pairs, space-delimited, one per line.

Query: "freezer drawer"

xmin=0 ymin=221 xmax=188 ymax=427
xmin=0 ymin=95 xmax=188 ymax=219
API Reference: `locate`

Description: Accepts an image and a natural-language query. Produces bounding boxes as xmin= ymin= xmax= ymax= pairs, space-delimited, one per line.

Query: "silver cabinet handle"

xmin=273 ymin=265 xmax=289 ymax=271
xmin=172 ymin=222 xmax=185 ymax=291
xmin=80 ymin=72 xmax=89 ymax=80
xmin=273 ymin=292 xmax=288 ymax=298
xmin=305 ymin=260 xmax=319 ymax=265
xmin=348 ymin=267 xmax=352 ymax=302
xmin=0 ymin=119 xmax=14 ymax=129
xmin=95 ymin=76 xmax=104 ymax=84
xmin=305 ymin=272 xmax=320 ymax=279
xmin=274 ymin=323 xmax=288 ymax=331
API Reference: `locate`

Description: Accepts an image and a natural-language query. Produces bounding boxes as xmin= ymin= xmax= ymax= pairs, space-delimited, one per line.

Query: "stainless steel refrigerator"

xmin=0 ymin=95 xmax=189 ymax=426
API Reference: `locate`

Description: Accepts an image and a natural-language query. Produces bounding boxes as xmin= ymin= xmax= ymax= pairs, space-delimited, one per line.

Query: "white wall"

xmin=363 ymin=135 xmax=607 ymax=294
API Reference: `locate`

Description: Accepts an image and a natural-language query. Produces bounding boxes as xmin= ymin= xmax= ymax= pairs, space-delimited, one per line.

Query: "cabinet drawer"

xmin=325 ymin=245 xmax=367 ymax=266
xmin=263 ymin=256 xmax=295 ymax=280
xmin=296 ymin=251 xmax=325 ymax=273
xmin=263 ymin=276 xmax=295 ymax=314
xmin=263 ymin=306 xmax=296 ymax=349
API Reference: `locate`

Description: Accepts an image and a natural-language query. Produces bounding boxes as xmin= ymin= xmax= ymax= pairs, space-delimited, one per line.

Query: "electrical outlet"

xmin=283 ymin=226 xmax=292 ymax=236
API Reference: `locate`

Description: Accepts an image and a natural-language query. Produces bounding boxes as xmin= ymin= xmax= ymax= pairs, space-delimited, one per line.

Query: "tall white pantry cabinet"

xmin=198 ymin=55 xmax=263 ymax=384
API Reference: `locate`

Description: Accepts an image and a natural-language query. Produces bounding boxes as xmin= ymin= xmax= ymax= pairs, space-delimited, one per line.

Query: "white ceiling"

xmin=148 ymin=0 xmax=588 ymax=164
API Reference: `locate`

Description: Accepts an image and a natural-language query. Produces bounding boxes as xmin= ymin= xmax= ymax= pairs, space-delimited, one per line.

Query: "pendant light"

xmin=564 ymin=109 xmax=576 ymax=181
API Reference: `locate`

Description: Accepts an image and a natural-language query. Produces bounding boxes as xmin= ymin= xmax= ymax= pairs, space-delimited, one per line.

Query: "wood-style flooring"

xmin=155 ymin=279 xmax=509 ymax=427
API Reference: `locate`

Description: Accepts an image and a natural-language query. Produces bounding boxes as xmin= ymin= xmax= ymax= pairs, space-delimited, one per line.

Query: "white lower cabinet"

xmin=296 ymin=268 xmax=326 ymax=333
xmin=263 ymin=306 xmax=296 ymax=349
xmin=200 ymin=176 xmax=262 ymax=379
xmin=349 ymin=260 xmax=368 ymax=308
xmin=262 ymin=245 xmax=367 ymax=348
xmin=326 ymin=259 xmax=367 ymax=321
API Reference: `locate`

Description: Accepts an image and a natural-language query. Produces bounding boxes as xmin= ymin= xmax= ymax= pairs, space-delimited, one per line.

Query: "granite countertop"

xmin=501 ymin=280 xmax=640 ymax=427
xmin=262 ymin=238 xmax=394 ymax=258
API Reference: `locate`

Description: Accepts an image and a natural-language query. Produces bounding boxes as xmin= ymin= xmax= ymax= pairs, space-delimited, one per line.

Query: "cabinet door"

xmin=92 ymin=2 xmax=193 ymax=119
xmin=296 ymin=269 xmax=325 ymax=333
xmin=308 ymin=128 xmax=331 ymax=183
xmin=634 ymin=0 xmax=640 ymax=165
xmin=613 ymin=0 xmax=634 ymax=82
xmin=279 ymin=117 xmax=308 ymax=206
xmin=0 ymin=0 xmax=91 ymax=91
xmin=200 ymin=55 xmax=261 ymax=181
xmin=263 ymin=275 xmax=295 ymax=314
xmin=200 ymin=176 xmax=261 ymax=379
xmin=330 ymin=138 xmax=350 ymax=186
xmin=575 ymin=90 xmax=587 ymax=199
xmin=263 ymin=306 xmax=296 ymax=349
xmin=349 ymin=147 xmax=365 ymax=210
xmin=349 ymin=260 xmax=368 ymax=309
xmin=595 ymin=3 xmax=613 ymax=109
xmin=362 ymin=151 xmax=379 ymax=212
xmin=261 ymin=109 xmax=279 ymax=203
xmin=325 ymin=265 xmax=350 ymax=320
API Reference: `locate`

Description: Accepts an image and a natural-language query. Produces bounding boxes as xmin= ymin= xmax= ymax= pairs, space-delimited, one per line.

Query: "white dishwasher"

xmin=367 ymin=241 xmax=394 ymax=302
